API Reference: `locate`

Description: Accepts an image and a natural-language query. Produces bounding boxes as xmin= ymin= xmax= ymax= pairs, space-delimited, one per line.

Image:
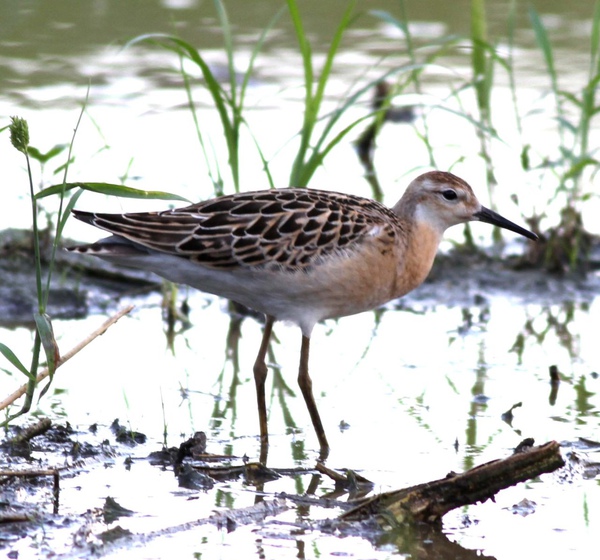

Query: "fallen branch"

xmin=0 ymin=468 xmax=60 ymax=478
xmin=8 ymin=417 xmax=52 ymax=444
xmin=341 ymin=440 xmax=564 ymax=526
xmin=0 ymin=513 xmax=30 ymax=523
xmin=0 ymin=305 xmax=134 ymax=412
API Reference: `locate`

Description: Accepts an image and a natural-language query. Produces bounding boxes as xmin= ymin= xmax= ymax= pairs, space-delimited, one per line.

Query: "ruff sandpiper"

xmin=69 ymin=171 xmax=537 ymax=461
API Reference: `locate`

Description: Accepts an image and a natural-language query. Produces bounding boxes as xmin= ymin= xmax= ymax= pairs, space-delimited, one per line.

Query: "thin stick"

xmin=0 ymin=468 xmax=62 ymax=514
xmin=0 ymin=468 xmax=60 ymax=477
xmin=0 ymin=305 xmax=134 ymax=411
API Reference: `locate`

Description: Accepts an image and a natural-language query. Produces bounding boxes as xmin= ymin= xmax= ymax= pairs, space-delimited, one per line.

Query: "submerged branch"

xmin=341 ymin=440 xmax=564 ymax=526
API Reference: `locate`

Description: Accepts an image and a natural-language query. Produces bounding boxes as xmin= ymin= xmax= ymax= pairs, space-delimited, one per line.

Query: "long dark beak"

xmin=475 ymin=207 xmax=538 ymax=241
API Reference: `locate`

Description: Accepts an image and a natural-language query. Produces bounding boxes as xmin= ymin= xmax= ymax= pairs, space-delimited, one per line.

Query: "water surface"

xmin=1 ymin=1 xmax=599 ymax=559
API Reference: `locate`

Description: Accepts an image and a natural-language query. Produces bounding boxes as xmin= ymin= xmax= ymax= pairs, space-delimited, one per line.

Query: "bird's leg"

xmin=298 ymin=335 xmax=330 ymax=461
xmin=253 ymin=315 xmax=274 ymax=464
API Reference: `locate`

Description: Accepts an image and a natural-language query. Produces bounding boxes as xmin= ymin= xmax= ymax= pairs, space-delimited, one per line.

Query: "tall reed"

xmin=526 ymin=3 xmax=600 ymax=270
xmin=1 ymin=117 xmax=70 ymax=426
xmin=129 ymin=0 xmax=279 ymax=195
xmin=2 ymin=107 xmax=192 ymax=426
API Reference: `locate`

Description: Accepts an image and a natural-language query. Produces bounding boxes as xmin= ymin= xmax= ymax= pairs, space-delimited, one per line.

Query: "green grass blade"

xmin=590 ymin=0 xmax=600 ymax=76
xmin=287 ymin=0 xmax=358 ymax=186
xmin=529 ymin=6 xmax=557 ymax=92
xmin=506 ymin=0 xmax=524 ymax=138
xmin=529 ymin=5 xmax=566 ymax=147
xmin=370 ymin=4 xmax=449 ymax=168
xmin=564 ymin=157 xmax=600 ymax=179
xmin=287 ymin=0 xmax=313 ymax=97
xmin=299 ymin=63 xmax=423 ymax=186
xmin=27 ymin=144 xmax=68 ymax=165
xmin=238 ymin=6 xmax=285 ymax=110
xmin=314 ymin=1 xmax=357 ymax=112
xmin=297 ymin=115 xmax=372 ymax=187
xmin=213 ymin=0 xmax=236 ymax=106
xmin=287 ymin=0 xmax=315 ymax=185
xmin=578 ymin=2 xmax=600 ymax=165
xmin=177 ymin=53 xmax=225 ymax=195
xmin=246 ymin=132 xmax=276 ymax=190
xmin=471 ymin=0 xmax=490 ymax=114
xmin=56 ymin=188 xmax=84 ymax=240
xmin=34 ymin=313 xmax=58 ymax=398
xmin=210 ymin=0 xmax=242 ymax=189
xmin=0 ymin=343 xmax=31 ymax=378
xmin=370 ymin=10 xmax=408 ymax=35
xmin=129 ymin=34 xmax=236 ymax=160
xmin=37 ymin=182 xmax=190 ymax=202
xmin=43 ymin=89 xmax=87 ymax=310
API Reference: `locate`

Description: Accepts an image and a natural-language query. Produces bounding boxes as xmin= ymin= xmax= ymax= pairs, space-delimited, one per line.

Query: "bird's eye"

xmin=441 ymin=189 xmax=458 ymax=201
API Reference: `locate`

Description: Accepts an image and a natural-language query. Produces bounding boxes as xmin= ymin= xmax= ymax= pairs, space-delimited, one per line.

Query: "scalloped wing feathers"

xmin=76 ymin=188 xmax=403 ymax=270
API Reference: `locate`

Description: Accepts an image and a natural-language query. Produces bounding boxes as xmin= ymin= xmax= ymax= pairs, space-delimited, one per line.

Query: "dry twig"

xmin=0 ymin=305 xmax=134 ymax=411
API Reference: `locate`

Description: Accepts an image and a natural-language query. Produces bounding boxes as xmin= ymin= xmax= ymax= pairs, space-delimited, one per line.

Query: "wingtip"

xmin=71 ymin=209 xmax=102 ymax=229
xmin=66 ymin=238 xmax=151 ymax=257
xmin=65 ymin=243 xmax=96 ymax=254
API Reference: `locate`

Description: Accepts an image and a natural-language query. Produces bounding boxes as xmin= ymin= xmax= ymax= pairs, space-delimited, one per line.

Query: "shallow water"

xmin=2 ymin=270 xmax=599 ymax=559
xmin=1 ymin=1 xmax=600 ymax=558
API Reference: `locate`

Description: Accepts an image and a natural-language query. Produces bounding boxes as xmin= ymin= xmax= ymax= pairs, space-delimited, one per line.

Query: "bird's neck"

xmin=394 ymin=219 xmax=443 ymax=297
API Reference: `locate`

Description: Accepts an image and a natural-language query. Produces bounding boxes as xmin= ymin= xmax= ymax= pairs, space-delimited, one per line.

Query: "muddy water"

xmin=1 ymin=1 xmax=600 ymax=559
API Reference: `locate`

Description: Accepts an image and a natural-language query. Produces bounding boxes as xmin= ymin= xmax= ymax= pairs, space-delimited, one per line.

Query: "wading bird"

xmin=69 ymin=171 xmax=537 ymax=462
